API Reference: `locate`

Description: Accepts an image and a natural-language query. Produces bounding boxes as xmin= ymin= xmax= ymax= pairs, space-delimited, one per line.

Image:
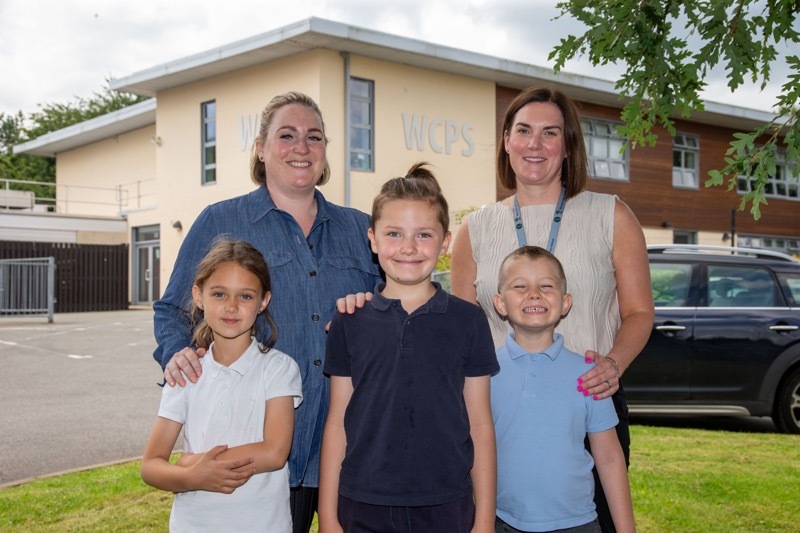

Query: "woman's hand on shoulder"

xmin=578 ymin=350 xmax=620 ymax=400
xmin=327 ymin=292 xmax=373 ymax=331
xmin=164 ymin=346 xmax=207 ymax=387
xmin=335 ymin=292 xmax=372 ymax=314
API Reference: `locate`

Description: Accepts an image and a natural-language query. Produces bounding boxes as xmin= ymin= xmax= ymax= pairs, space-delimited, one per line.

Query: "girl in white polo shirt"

xmin=142 ymin=239 xmax=302 ymax=532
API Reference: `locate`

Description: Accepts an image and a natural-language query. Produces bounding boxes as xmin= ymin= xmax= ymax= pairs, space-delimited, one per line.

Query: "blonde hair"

xmin=497 ymin=245 xmax=568 ymax=293
xmin=249 ymin=91 xmax=331 ymax=187
xmin=191 ymin=239 xmax=278 ymax=352
xmin=371 ymin=162 xmax=450 ymax=233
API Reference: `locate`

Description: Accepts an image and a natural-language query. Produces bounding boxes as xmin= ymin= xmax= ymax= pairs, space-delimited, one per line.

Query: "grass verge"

xmin=1 ymin=425 xmax=798 ymax=532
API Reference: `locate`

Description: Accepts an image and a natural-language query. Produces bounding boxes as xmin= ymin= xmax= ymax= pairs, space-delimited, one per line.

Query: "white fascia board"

xmin=13 ymin=99 xmax=156 ymax=157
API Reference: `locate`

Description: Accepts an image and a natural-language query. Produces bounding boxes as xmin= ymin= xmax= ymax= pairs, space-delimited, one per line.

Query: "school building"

xmin=12 ymin=17 xmax=799 ymax=308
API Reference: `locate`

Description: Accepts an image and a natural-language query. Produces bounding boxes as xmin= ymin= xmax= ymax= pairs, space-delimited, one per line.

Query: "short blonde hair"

xmin=497 ymin=245 xmax=567 ymax=293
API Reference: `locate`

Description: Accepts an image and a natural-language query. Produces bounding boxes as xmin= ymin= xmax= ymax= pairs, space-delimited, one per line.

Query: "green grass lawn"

xmin=1 ymin=424 xmax=798 ymax=532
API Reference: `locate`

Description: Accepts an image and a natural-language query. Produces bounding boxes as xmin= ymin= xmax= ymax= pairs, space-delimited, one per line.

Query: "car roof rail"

xmin=647 ymin=244 xmax=799 ymax=263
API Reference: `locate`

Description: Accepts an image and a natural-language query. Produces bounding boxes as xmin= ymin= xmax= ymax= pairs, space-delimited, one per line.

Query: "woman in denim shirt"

xmin=153 ymin=91 xmax=381 ymax=533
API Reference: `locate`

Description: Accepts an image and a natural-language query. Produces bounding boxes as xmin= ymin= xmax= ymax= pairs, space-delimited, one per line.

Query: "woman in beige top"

xmin=450 ymin=86 xmax=653 ymax=533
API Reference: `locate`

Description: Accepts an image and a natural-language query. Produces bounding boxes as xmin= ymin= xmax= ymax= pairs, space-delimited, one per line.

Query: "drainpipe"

xmin=342 ymin=51 xmax=351 ymax=207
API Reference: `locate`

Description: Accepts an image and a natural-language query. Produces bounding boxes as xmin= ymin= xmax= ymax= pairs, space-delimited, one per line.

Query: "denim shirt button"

xmin=313 ymin=358 xmax=322 ymax=367
xmin=312 ymin=313 xmax=320 ymax=321
xmin=310 ymin=271 xmax=317 ymax=276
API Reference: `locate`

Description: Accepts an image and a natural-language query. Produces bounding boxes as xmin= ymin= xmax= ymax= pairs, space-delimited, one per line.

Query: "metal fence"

xmin=0 ymin=242 xmax=129 ymax=313
xmin=0 ymin=257 xmax=56 ymax=322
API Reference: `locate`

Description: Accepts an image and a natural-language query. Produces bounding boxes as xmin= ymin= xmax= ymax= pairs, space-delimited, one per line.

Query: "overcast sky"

xmin=1 ymin=0 xmax=791 ymax=120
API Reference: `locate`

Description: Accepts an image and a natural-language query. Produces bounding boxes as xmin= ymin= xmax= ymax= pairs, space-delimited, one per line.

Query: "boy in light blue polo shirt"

xmin=491 ymin=246 xmax=635 ymax=533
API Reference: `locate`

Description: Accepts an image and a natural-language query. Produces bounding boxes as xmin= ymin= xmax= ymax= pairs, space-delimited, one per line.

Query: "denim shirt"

xmin=153 ymin=186 xmax=381 ymax=487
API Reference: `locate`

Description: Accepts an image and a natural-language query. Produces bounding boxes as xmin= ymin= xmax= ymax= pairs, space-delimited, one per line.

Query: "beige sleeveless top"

xmin=468 ymin=191 xmax=620 ymax=354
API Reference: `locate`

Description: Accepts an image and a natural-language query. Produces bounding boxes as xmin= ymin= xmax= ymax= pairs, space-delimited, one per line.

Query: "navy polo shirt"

xmin=324 ymin=283 xmax=499 ymax=506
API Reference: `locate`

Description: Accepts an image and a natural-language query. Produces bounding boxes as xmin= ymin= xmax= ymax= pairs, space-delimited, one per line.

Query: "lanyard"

xmin=512 ymin=186 xmax=567 ymax=252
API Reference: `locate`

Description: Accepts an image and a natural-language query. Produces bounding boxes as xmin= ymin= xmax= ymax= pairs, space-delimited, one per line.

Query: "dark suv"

xmin=624 ymin=245 xmax=800 ymax=434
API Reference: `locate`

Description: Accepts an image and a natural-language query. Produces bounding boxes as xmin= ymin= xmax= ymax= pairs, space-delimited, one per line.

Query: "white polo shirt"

xmin=158 ymin=338 xmax=302 ymax=533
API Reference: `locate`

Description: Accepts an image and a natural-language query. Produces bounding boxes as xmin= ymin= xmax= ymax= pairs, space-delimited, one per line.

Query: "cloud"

xmin=0 ymin=0 xmax=788 ymax=117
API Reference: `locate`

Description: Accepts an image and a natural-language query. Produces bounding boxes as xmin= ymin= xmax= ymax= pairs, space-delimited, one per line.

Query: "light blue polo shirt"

xmin=491 ymin=333 xmax=618 ymax=532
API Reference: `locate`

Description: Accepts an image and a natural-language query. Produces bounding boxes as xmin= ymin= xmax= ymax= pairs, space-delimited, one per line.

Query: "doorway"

xmin=133 ymin=225 xmax=160 ymax=305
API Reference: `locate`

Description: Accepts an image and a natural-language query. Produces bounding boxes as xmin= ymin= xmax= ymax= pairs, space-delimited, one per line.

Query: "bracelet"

xmin=604 ymin=355 xmax=621 ymax=377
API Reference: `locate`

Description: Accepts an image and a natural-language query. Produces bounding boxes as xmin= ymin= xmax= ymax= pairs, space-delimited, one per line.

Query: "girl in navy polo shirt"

xmin=319 ymin=163 xmax=499 ymax=533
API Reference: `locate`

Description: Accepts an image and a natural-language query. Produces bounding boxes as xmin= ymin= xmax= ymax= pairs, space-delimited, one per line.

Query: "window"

xmin=201 ymin=100 xmax=217 ymax=185
xmin=707 ymin=265 xmax=776 ymax=307
xmin=582 ymin=118 xmax=628 ymax=181
xmin=651 ymin=263 xmax=692 ymax=307
xmin=739 ymin=235 xmax=800 ymax=256
xmin=673 ymin=133 xmax=699 ymax=188
xmin=737 ymin=147 xmax=798 ymax=201
xmin=673 ymin=230 xmax=697 ymax=245
xmin=349 ymin=78 xmax=374 ymax=171
xmin=782 ymin=276 xmax=800 ymax=306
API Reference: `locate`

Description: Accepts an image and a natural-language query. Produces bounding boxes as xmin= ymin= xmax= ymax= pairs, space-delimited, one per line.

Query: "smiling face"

xmin=192 ymin=262 xmax=270 ymax=358
xmin=493 ymin=255 xmax=572 ymax=339
xmin=257 ymin=103 xmax=327 ymax=196
xmin=504 ymin=101 xmax=567 ymax=190
xmin=368 ymin=199 xmax=451 ymax=296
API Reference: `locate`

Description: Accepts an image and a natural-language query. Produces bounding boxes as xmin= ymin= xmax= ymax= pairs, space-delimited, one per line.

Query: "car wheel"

xmin=773 ymin=367 xmax=800 ymax=434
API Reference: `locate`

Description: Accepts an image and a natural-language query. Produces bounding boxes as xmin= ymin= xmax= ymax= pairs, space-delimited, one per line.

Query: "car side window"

xmin=708 ymin=265 xmax=776 ymax=307
xmin=651 ymin=263 xmax=692 ymax=307
xmin=780 ymin=275 xmax=800 ymax=306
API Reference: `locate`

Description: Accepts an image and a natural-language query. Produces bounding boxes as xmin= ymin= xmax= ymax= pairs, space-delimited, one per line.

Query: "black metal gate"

xmin=0 ymin=241 xmax=129 ymax=313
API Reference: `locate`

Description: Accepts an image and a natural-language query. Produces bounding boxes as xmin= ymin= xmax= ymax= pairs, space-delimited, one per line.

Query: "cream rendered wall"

xmin=346 ymin=57 xmax=497 ymax=222
xmin=642 ymin=227 xmax=730 ymax=246
xmin=56 ymin=125 xmax=157 ymax=218
xmin=154 ymin=50 xmax=343 ymax=289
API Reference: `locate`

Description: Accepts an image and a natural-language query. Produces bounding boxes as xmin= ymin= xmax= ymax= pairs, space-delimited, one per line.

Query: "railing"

xmin=0 ymin=257 xmax=56 ymax=323
xmin=0 ymin=178 xmax=156 ymax=216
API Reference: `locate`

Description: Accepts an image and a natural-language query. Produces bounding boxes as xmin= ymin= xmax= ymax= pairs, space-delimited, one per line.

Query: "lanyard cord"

xmin=512 ymin=186 xmax=567 ymax=252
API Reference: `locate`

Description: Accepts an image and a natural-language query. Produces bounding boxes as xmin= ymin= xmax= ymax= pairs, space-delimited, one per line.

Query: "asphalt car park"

xmin=624 ymin=245 xmax=800 ymax=434
xmin=0 ymin=309 xmax=164 ymax=487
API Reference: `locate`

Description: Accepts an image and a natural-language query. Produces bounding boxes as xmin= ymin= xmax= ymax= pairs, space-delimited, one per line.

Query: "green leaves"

xmin=2 ymin=79 xmax=149 ymax=201
xmin=24 ymin=80 xmax=148 ymax=141
xmin=551 ymin=0 xmax=799 ymax=218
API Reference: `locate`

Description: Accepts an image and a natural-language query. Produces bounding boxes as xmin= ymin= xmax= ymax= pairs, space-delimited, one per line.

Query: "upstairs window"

xmin=673 ymin=133 xmax=699 ymax=188
xmin=737 ymin=147 xmax=798 ymax=201
xmin=201 ymin=100 xmax=217 ymax=185
xmin=349 ymin=78 xmax=374 ymax=171
xmin=582 ymin=118 xmax=628 ymax=181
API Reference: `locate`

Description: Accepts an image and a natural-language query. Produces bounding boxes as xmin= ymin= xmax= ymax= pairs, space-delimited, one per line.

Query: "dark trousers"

xmin=290 ymin=486 xmax=319 ymax=533
xmin=585 ymin=383 xmax=631 ymax=533
xmin=337 ymin=493 xmax=475 ymax=533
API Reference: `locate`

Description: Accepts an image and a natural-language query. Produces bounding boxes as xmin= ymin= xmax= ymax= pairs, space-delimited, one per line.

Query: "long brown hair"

xmin=249 ymin=91 xmax=331 ymax=187
xmin=497 ymin=86 xmax=589 ymax=198
xmin=191 ymin=239 xmax=278 ymax=352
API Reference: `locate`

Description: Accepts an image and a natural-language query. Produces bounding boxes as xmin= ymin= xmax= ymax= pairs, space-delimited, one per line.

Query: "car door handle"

xmin=656 ymin=325 xmax=687 ymax=332
xmin=769 ymin=324 xmax=799 ymax=332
